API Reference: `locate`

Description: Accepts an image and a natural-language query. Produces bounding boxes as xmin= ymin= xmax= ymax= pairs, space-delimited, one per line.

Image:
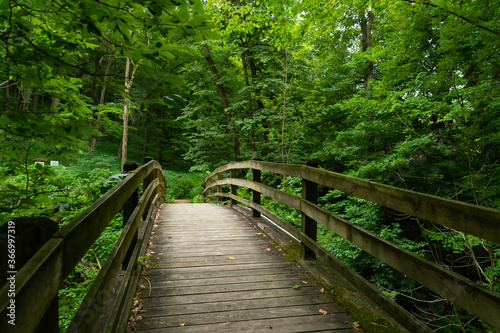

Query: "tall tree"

xmin=201 ymin=39 xmax=241 ymax=160
xmin=120 ymin=57 xmax=141 ymax=172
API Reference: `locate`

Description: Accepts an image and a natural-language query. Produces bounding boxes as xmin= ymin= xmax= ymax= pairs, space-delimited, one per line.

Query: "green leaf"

xmin=0 ymin=1 xmax=10 ymax=11
xmin=292 ymin=284 xmax=300 ymax=290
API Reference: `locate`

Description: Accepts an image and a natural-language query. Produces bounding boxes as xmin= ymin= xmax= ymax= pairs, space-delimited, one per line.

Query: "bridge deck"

xmin=132 ymin=203 xmax=356 ymax=332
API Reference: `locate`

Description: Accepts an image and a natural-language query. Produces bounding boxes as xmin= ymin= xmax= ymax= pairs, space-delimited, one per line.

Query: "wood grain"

xmin=134 ymin=203 xmax=355 ymax=332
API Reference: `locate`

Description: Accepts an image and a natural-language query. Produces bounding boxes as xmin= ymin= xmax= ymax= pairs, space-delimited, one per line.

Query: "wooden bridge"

xmin=1 ymin=159 xmax=499 ymax=332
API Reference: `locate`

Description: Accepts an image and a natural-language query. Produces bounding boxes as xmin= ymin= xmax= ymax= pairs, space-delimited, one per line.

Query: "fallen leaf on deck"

xmin=319 ymin=309 xmax=328 ymax=315
xmin=292 ymin=284 xmax=300 ymax=290
xmin=301 ymin=280 xmax=308 ymax=284
xmin=228 ymin=257 xmax=235 ymax=260
xmin=266 ymin=248 xmax=272 ymax=251
xmin=353 ymin=323 xmax=362 ymax=331
xmin=320 ymin=288 xmax=324 ymax=293
xmin=179 ymin=320 xmax=185 ymax=327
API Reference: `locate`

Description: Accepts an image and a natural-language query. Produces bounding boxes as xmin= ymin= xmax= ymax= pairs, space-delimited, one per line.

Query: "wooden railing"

xmin=202 ymin=160 xmax=500 ymax=332
xmin=0 ymin=159 xmax=165 ymax=333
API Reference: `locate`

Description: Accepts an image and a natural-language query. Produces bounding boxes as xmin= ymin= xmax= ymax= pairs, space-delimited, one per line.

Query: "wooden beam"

xmin=203 ymin=160 xmax=500 ymax=243
xmin=207 ymin=174 xmax=500 ymax=328
xmin=301 ymin=160 xmax=318 ymax=260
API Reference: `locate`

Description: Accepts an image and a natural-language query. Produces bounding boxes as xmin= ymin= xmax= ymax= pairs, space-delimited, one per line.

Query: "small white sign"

xmin=50 ymin=161 xmax=59 ymax=167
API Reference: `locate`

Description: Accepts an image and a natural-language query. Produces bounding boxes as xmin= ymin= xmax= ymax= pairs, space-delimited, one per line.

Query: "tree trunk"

xmin=89 ymin=53 xmax=114 ymax=157
xmin=360 ymin=11 xmax=374 ymax=93
xmin=18 ymin=87 xmax=33 ymax=166
xmin=50 ymin=97 xmax=60 ymax=112
xmin=5 ymin=80 xmax=10 ymax=110
xmin=32 ymin=89 xmax=39 ymax=115
xmin=249 ymin=56 xmax=269 ymax=143
xmin=241 ymin=46 xmax=256 ymax=151
xmin=280 ymin=48 xmax=292 ymax=164
xmin=121 ymin=98 xmax=130 ymax=171
xmin=120 ymin=57 xmax=141 ymax=172
xmin=202 ymin=37 xmax=241 ymax=160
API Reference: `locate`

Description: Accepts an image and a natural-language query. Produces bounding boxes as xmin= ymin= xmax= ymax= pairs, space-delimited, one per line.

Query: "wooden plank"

xmin=144 ymin=261 xmax=293 ymax=277
xmin=151 ymin=254 xmax=284 ymax=265
xmin=137 ymin=304 xmax=351 ymax=329
xmin=216 ymin=196 xmax=434 ymax=333
xmin=212 ymin=178 xmax=500 ymax=328
xmin=141 ymin=272 xmax=308 ymax=288
xmin=56 ymin=161 xmax=164 ymax=278
xmin=0 ymin=239 xmax=63 ymax=333
xmin=299 ymin=199 xmax=500 ymax=329
xmin=67 ymin=178 xmax=163 ymax=332
xmin=152 ymin=246 xmax=274 ymax=257
xmin=103 ymin=194 xmax=164 ymax=333
xmin=140 ymin=294 xmax=342 ymax=317
xmin=203 ymin=160 xmax=500 ymax=243
xmin=137 ymin=314 xmax=353 ymax=333
xmin=140 ymin=286 xmax=323 ymax=307
xmin=133 ymin=203 xmax=355 ymax=333
xmin=147 ymin=280 xmax=318 ymax=297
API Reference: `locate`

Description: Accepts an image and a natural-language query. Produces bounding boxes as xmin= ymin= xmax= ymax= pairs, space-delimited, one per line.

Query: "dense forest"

xmin=1 ymin=0 xmax=499 ymax=331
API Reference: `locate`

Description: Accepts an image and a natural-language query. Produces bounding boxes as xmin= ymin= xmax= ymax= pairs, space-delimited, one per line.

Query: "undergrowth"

xmin=164 ymin=170 xmax=205 ymax=202
xmin=1 ymin=142 xmax=207 ymax=330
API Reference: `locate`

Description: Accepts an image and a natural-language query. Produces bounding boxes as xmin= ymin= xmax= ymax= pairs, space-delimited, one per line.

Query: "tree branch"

xmin=401 ymin=0 xmax=500 ymax=37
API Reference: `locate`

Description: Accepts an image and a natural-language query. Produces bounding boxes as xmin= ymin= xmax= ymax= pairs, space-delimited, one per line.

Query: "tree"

xmin=120 ymin=57 xmax=141 ymax=172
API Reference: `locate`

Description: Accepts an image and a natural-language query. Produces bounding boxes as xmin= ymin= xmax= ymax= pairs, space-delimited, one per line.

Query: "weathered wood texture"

xmin=0 ymin=160 xmax=165 ymax=333
xmin=134 ymin=203 xmax=355 ymax=332
xmin=203 ymin=160 xmax=500 ymax=243
xmin=202 ymin=160 xmax=500 ymax=330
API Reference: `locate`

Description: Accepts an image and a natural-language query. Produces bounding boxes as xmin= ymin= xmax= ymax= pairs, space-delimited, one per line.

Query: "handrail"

xmin=202 ymin=160 xmax=500 ymax=331
xmin=0 ymin=159 xmax=165 ymax=333
xmin=203 ymin=160 xmax=500 ymax=243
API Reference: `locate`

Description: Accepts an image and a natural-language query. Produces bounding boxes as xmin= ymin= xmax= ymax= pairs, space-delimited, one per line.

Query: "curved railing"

xmin=0 ymin=159 xmax=166 ymax=333
xmin=202 ymin=160 xmax=500 ymax=332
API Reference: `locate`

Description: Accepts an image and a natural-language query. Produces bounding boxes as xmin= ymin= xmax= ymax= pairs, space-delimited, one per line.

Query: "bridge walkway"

xmin=132 ymin=203 xmax=356 ymax=332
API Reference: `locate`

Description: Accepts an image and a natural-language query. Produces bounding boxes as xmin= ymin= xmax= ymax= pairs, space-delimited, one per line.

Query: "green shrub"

xmin=164 ymin=170 xmax=206 ymax=201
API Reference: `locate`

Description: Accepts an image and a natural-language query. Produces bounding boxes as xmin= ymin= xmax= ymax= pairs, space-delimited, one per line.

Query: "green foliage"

xmin=164 ymin=170 xmax=206 ymax=201
xmin=0 ymin=148 xmax=122 ymax=224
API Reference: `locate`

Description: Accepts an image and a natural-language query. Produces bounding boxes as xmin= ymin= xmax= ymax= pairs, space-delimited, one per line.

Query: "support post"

xmin=123 ymin=161 xmax=139 ymax=269
xmin=230 ymin=168 xmax=238 ymax=206
xmin=208 ymin=177 xmax=214 ymax=202
xmin=251 ymin=158 xmax=261 ymax=218
xmin=217 ymin=173 xmax=223 ymax=202
xmin=142 ymin=156 xmax=153 ymax=219
xmin=301 ymin=160 xmax=318 ymax=260
xmin=0 ymin=217 xmax=59 ymax=332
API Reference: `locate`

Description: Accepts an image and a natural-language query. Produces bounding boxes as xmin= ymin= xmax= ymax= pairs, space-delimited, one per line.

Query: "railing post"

xmin=123 ymin=161 xmax=139 ymax=269
xmin=208 ymin=176 xmax=214 ymax=202
xmin=0 ymin=217 xmax=59 ymax=332
xmin=301 ymin=160 xmax=319 ymax=260
xmin=251 ymin=158 xmax=261 ymax=218
xmin=142 ymin=156 xmax=153 ymax=219
xmin=142 ymin=156 xmax=153 ymax=190
xmin=217 ymin=172 xmax=223 ymax=202
xmin=230 ymin=167 xmax=238 ymax=206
